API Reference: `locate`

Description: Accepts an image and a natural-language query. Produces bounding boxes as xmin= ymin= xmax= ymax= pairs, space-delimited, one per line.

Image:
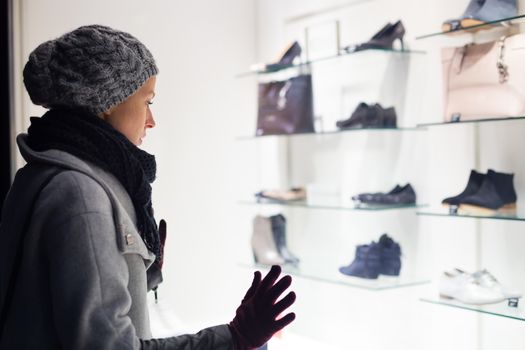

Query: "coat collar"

xmin=17 ymin=133 xmax=156 ymax=268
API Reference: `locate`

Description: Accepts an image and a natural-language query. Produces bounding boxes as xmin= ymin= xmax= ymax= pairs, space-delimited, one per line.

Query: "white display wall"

xmin=237 ymin=0 xmax=525 ymax=349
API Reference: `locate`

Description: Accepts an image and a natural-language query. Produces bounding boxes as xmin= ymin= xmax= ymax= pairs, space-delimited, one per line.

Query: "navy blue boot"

xmin=378 ymin=234 xmax=401 ymax=276
xmin=339 ymin=243 xmax=382 ymax=279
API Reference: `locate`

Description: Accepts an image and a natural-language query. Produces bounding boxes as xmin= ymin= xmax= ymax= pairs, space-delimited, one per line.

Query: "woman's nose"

xmin=146 ymin=110 xmax=156 ymax=128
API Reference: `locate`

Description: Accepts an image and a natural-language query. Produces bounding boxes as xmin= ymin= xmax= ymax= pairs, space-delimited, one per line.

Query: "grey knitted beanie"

xmin=23 ymin=25 xmax=158 ymax=115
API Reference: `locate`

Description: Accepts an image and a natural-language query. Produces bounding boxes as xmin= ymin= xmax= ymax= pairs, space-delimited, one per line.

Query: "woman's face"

xmin=102 ymin=76 xmax=157 ymax=146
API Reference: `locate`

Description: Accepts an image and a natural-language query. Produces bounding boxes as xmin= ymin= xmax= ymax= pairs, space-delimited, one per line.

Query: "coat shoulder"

xmin=38 ymin=169 xmax=114 ymax=221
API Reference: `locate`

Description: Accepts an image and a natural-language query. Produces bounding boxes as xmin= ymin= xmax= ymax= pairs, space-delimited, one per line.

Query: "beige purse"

xmin=442 ymin=34 xmax=525 ymax=122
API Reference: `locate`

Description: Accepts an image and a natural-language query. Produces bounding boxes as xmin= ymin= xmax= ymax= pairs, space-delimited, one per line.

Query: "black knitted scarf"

xmin=27 ymin=108 xmax=161 ymax=266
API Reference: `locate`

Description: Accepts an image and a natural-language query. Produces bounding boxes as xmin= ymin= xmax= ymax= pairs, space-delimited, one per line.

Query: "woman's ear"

xmin=100 ymin=107 xmax=114 ymax=120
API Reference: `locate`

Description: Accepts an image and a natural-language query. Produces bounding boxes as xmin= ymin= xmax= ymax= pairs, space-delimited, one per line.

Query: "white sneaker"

xmin=472 ymin=269 xmax=522 ymax=299
xmin=439 ymin=270 xmax=506 ymax=305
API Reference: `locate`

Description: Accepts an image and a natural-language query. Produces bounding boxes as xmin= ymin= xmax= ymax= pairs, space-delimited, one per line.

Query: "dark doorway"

xmin=1 ymin=0 xmax=12 ymax=205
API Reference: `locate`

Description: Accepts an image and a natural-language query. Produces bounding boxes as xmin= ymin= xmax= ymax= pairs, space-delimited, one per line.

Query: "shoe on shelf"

xmin=250 ymin=41 xmax=302 ymax=71
xmin=251 ymin=215 xmax=285 ymax=266
xmin=270 ymin=214 xmax=300 ymax=265
xmin=457 ymin=268 xmax=523 ymax=299
xmin=342 ymin=20 xmax=405 ymax=53
xmin=353 ymin=183 xmax=416 ymax=206
xmin=442 ymin=170 xmax=486 ymax=207
xmin=439 ymin=270 xmax=507 ymax=305
xmin=352 ymin=184 xmax=403 ymax=203
xmin=378 ymin=233 xmax=401 ymax=276
xmin=255 ymin=187 xmax=307 ymax=202
xmin=339 ymin=233 xmax=402 ymax=279
xmin=336 ymin=102 xmax=397 ymax=129
xmin=339 ymin=243 xmax=382 ymax=279
xmin=458 ymin=169 xmax=517 ymax=214
xmin=442 ymin=0 xmax=517 ymax=32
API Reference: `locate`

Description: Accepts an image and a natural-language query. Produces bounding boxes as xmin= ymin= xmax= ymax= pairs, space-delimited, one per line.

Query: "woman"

xmin=0 ymin=25 xmax=295 ymax=349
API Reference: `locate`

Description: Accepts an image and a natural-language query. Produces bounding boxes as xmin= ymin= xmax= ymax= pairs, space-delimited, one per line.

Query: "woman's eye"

xmin=147 ymin=101 xmax=154 ymax=106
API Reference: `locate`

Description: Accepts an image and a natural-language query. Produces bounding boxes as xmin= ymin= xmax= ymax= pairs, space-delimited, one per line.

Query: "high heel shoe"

xmin=250 ymin=41 xmax=302 ymax=71
xmin=343 ymin=20 xmax=405 ymax=53
xmin=266 ymin=41 xmax=302 ymax=70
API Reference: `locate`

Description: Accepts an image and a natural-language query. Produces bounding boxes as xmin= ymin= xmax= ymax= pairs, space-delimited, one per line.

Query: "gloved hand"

xmin=229 ymin=265 xmax=296 ymax=350
xmin=149 ymin=219 xmax=168 ymax=300
xmin=158 ymin=219 xmax=168 ymax=269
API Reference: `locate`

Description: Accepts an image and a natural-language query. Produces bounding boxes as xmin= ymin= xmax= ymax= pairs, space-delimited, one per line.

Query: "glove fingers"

xmin=271 ymin=291 xmax=296 ymax=317
xmin=267 ymin=275 xmax=292 ymax=303
xmin=256 ymin=265 xmax=281 ymax=296
xmin=159 ymin=219 xmax=167 ymax=245
xmin=243 ymin=271 xmax=262 ymax=301
xmin=270 ymin=312 xmax=296 ymax=333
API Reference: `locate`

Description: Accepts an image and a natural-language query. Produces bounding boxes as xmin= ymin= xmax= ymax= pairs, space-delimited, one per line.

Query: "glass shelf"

xmin=417 ymin=206 xmax=525 ymax=222
xmin=417 ymin=116 xmax=525 ymax=128
xmin=415 ymin=13 xmax=525 ymax=40
xmin=236 ymin=48 xmax=426 ymax=77
xmin=240 ymin=199 xmax=426 ymax=211
xmin=420 ymin=297 xmax=525 ymax=321
xmin=238 ymin=262 xmax=430 ymax=290
xmin=237 ymin=127 xmax=422 ymax=140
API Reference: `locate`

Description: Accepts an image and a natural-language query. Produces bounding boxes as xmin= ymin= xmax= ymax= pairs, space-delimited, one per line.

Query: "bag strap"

xmin=497 ymin=35 xmax=509 ymax=83
xmin=0 ymin=164 xmax=63 ymax=340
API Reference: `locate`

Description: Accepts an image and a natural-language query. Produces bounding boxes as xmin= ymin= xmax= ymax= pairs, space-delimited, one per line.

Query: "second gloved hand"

xmin=229 ymin=265 xmax=296 ymax=350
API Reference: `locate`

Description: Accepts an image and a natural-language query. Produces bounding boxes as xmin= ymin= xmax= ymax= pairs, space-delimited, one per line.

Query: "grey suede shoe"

xmin=442 ymin=0 xmax=517 ymax=32
xmin=469 ymin=0 xmax=517 ymax=22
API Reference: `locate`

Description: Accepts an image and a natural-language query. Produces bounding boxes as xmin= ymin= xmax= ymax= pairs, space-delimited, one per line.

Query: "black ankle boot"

xmin=460 ymin=169 xmax=517 ymax=212
xmin=442 ymin=170 xmax=486 ymax=206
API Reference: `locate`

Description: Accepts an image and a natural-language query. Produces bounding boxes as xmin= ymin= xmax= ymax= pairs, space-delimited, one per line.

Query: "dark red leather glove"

xmin=150 ymin=219 xmax=168 ymax=301
xmin=158 ymin=219 xmax=168 ymax=269
xmin=229 ymin=265 xmax=296 ymax=350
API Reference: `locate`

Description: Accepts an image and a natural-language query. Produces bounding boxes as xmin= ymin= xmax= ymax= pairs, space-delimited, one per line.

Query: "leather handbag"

xmin=256 ymin=74 xmax=315 ymax=135
xmin=441 ymin=33 xmax=525 ymax=122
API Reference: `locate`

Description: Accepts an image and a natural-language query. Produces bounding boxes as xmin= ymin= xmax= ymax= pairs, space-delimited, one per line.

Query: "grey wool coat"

xmin=0 ymin=134 xmax=234 ymax=349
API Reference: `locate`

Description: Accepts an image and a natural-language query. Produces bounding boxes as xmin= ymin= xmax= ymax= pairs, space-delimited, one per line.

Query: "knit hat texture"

xmin=23 ymin=25 xmax=158 ymax=115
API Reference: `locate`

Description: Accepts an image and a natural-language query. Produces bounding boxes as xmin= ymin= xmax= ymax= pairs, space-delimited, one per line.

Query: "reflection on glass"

xmin=238 ymin=262 xmax=429 ymax=290
xmin=417 ymin=206 xmax=525 ymax=222
xmin=417 ymin=116 xmax=525 ymax=127
xmin=415 ymin=13 xmax=525 ymax=40
xmin=236 ymin=48 xmax=426 ymax=77
xmin=420 ymin=297 xmax=525 ymax=321
xmin=240 ymin=199 xmax=426 ymax=211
